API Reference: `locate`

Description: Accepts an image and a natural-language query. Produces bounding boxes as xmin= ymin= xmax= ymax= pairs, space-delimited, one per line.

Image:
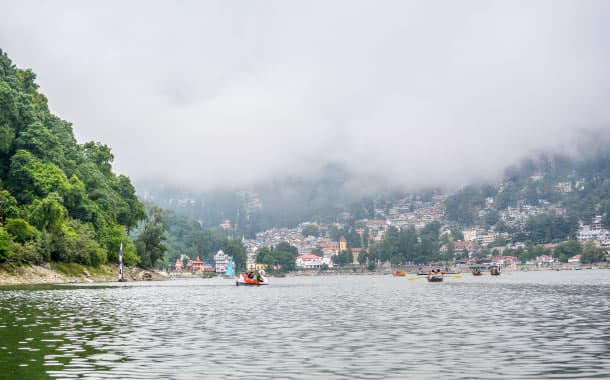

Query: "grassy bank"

xmin=0 ymin=262 xmax=166 ymax=286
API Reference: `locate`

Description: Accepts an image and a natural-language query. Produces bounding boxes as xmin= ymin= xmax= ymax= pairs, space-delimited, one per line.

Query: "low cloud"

xmin=1 ymin=0 xmax=609 ymax=192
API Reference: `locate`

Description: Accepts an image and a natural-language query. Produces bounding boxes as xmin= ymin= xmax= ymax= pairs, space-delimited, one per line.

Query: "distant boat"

xmin=236 ymin=270 xmax=269 ymax=286
xmin=393 ymin=271 xmax=406 ymax=277
xmin=224 ymin=258 xmax=235 ymax=278
xmin=427 ymin=272 xmax=443 ymax=282
xmin=490 ymin=266 xmax=501 ymax=276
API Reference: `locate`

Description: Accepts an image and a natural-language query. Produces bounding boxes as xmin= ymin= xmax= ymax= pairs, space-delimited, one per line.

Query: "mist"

xmin=1 ymin=0 xmax=609 ymax=192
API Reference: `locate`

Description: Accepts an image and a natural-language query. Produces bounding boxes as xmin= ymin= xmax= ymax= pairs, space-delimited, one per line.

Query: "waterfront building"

xmin=247 ymin=263 xmax=268 ymax=271
xmin=174 ymin=258 xmax=183 ymax=272
xmin=568 ymin=254 xmax=582 ymax=263
xmin=352 ymin=248 xmax=362 ymax=264
xmin=535 ymin=255 xmax=555 ymax=264
xmin=191 ymin=256 xmax=204 ymax=272
xmin=203 ymin=260 xmax=215 ymax=272
xmin=214 ymin=250 xmax=231 ymax=273
xmin=296 ymin=254 xmax=322 ymax=269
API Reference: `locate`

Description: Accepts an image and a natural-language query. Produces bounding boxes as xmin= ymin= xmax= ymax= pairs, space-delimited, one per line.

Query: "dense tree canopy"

xmin=0 ymin=50 xmax=147 ymax=267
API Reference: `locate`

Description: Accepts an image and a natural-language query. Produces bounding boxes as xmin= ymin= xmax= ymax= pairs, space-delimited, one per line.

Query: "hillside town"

xmin=170 ymin=176 xmax=610 ymax=273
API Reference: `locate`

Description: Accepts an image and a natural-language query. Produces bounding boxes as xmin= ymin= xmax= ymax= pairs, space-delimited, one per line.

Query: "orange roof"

xmin=301 ymin=254 xmax=321 ymax=260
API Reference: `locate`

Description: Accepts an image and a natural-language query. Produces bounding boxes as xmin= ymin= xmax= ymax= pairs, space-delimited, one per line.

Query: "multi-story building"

xmin=214 ymin=250 xmax=231 ymax=273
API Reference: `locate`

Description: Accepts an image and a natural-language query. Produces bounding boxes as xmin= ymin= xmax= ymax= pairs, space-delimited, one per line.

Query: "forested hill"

xmin=0 ymin=50 xmax=147 ymax=267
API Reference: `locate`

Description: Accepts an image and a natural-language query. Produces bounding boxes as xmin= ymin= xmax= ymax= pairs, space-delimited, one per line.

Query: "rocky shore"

xmin=0 ymin=262 xmax=166 ymax=286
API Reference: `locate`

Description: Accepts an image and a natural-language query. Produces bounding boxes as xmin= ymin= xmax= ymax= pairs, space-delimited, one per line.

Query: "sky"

xmin=1 ymin=0 xmax=609 ymax=192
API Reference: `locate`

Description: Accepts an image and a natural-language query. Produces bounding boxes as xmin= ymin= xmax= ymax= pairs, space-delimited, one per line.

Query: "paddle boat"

xmin=236 ymin=270 xmax=269 ymax=286
xmin=427 ymin=270 xmax=443 ymax=282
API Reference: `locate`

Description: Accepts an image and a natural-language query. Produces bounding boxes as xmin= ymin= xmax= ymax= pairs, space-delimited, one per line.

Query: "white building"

xmin=578 ymin=226 xmax=603 ymax=241
xmin=214 ymin=250 xmax=231 ymax=273
xmin=296 ymin=254 xmax=323 ymax=269
xmin=568 ymin=255 xmax=582 ymax=263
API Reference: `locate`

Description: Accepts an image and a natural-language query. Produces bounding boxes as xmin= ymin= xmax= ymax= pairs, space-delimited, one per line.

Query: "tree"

xmin=0 ymin=227 xmax=11 ymax=261
xmin=4 ymin=218 xmax=38 ymax=243
xmin=135 ymin=207 xmax=167 ymax=268
xmin=581 ymin=242 xmax=606 ymax=264
xmin=0 ymin=51 xmax=146 ymax=266
xmin=82 ymin=141 xmax=114 ymax=175
xmin=301 ymin=224 xmax=319 ymax=238
xmin=223 ymin=239 xmax=247 ymax=271
xmin=553 ymin=241 xmax=581 ymax=262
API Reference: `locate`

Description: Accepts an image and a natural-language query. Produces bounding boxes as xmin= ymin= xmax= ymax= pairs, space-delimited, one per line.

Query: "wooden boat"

xmin=393 ymin=271 xmax=406 ymax=277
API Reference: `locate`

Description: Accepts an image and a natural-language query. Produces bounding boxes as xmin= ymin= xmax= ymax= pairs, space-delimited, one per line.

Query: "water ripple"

xmin=0 ymin=271 xmax=609 ymax=379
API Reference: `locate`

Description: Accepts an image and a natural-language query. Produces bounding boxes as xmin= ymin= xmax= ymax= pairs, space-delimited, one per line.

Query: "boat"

xmin=236 ymin=270 xmax=269 ymax=286
xmin=427 ymin=271 xmax=443 ymax=282
xmin=393 ymin=271 xmax=406 ymax=277
xmin=490 ymin=266 xmax=501 ymax=276
xmin=224 ymin=258 xmax=236 ymax=278
xmin=471 ymin=267 xmax=483 ymax=276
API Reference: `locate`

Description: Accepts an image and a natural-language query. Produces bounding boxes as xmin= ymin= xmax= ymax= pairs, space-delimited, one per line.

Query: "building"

xmin=191 ymin=256 xmax=204 ymax=272
xmin=296 ymin=254 xmax=323 ymax=269
xmin=203 ymin=260 xmax=215 ymax=272
xmin=568 ymin=254 xmax=582 ymax=263
xmin=352 ymin=248 xmax=363 ymax=264
xmin=339 ymin=236 xmax=347 ymax=252
xmin=174 ymin=258 xmax=183 ymax=272
xmin=214 ymin=250 xmax=232 ymax=273
xmin=535 ymin=255 xmax=555 ymax=264
xmin=578 ymin=226 xmax=603 ymax=241
xmin=319 ymin=241 xmax=339 ymax=257
xmin=491 ymin=256 xmax=519 ymax=266
xmin=247 ymin=263 xmax=268 ymax=271
xmin=554 ymin=182 xmax=572 ymax=193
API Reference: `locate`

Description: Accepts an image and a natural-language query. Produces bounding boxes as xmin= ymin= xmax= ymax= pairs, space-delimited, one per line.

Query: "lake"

xmin=1 ymin=270 xmax=609 ymax=379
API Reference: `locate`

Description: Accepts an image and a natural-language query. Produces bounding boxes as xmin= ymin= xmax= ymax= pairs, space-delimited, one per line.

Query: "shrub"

xmin=5 ymin=218 xmax=39 ymax=243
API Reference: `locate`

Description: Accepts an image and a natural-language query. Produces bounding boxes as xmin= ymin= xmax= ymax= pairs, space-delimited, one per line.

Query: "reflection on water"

xmin=1 ymin=271 xmax=609 ymax=379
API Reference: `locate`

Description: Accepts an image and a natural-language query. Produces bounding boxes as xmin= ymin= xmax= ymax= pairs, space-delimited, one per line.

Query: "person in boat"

xmin=256 ymin=270 xmax=266 ymax=283
xmin=247 ymin=271 xmax=255 ymax=280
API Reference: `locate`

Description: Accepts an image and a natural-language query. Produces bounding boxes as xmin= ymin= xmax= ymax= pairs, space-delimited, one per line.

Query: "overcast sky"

xmin=1 ymin=0 xmax=609 ymax=191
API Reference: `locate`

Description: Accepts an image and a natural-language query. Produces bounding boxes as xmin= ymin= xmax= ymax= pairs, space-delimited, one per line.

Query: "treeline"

xmin=365 ymin=222 xmax=452 ymax=266
xmin=488 ymin=240 xmax=606 ymax=265
xmin=255 ymin=242 xmax=298 ymax=272
xmin=0 ymin=50 xmax=158 ymax=268
xmin=161 ymin=208 xmax=246 ymax=270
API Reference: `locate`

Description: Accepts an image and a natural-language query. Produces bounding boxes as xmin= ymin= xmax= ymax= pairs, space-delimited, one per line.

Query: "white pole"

xmin=119 ymin=242 xmax=124 ymax=281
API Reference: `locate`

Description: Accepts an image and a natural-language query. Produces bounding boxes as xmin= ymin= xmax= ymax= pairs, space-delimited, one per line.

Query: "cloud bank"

xmin=1 ymin=0 xmax=609 ymax=191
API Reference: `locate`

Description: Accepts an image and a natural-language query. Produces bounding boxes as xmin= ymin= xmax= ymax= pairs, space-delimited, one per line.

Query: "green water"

xmin=1 ymin=272 xmax=609 ymax=379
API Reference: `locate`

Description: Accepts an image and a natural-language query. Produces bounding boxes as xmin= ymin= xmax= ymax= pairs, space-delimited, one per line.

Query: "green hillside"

xmin=0 ymin=50 xmax=146 ymax=267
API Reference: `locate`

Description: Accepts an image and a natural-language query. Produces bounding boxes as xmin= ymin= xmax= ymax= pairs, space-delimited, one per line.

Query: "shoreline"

xmin=0 ymin=262 xmax=167 ymax=286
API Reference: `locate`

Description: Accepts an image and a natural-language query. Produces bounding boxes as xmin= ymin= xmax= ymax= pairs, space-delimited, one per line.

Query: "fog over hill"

xmin=1 ymin=1 xmax=609 ymax=193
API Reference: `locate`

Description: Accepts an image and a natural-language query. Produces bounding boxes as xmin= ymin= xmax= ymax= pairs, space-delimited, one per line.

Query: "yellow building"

xmin=247 ymin=263 xmax=268 ymax=271
xmin=339 ymin=236 xmax=347 ymax=252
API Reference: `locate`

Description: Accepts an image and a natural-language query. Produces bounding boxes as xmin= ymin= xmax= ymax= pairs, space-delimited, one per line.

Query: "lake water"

xmin=1 ymin=270 xmax=609 ymax=379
